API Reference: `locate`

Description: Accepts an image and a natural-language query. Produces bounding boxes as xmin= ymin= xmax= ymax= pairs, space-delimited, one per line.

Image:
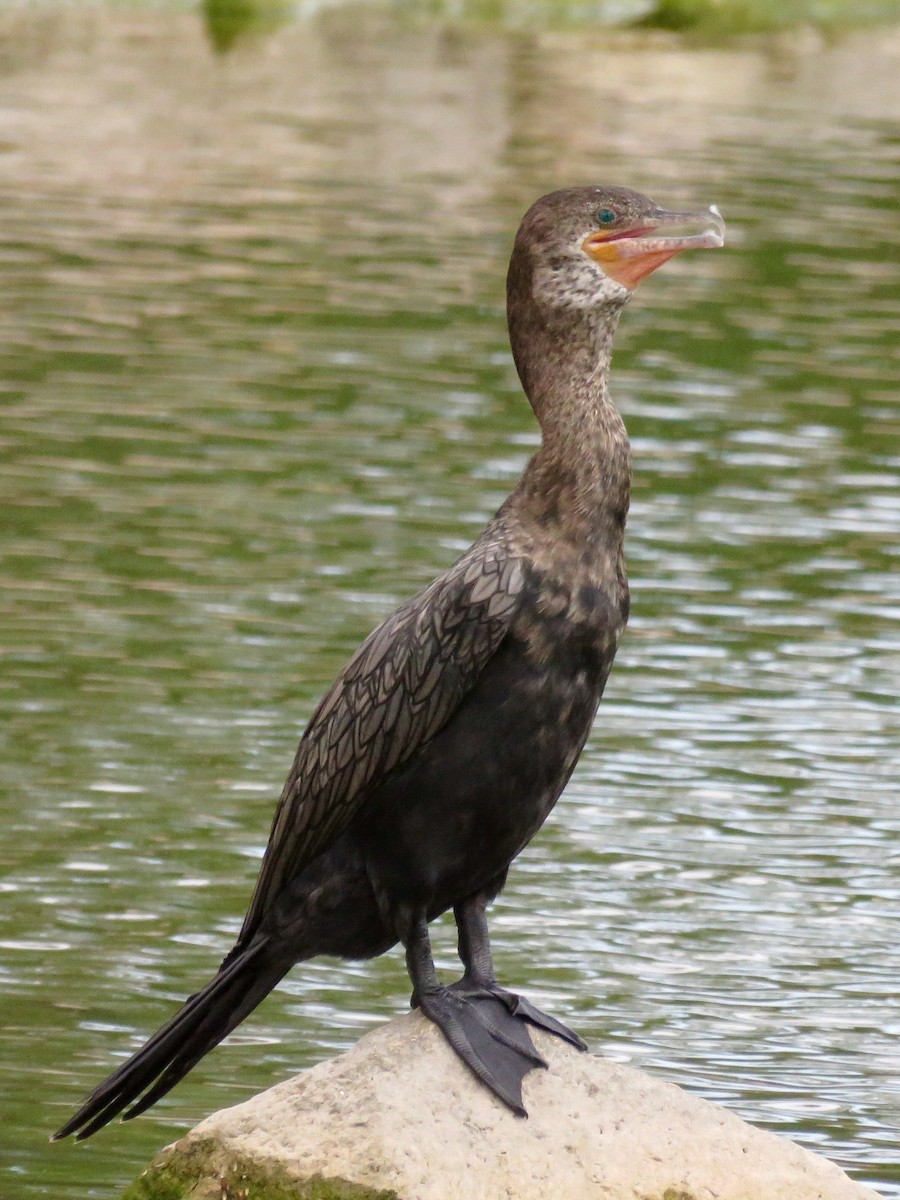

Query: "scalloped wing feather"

xmin=236 ymin=537 xmax=525 ymax=946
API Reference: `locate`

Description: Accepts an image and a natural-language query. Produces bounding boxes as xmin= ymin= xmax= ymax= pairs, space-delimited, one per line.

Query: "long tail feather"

xmin=53 ymin=940 xmax=288 ymax=1141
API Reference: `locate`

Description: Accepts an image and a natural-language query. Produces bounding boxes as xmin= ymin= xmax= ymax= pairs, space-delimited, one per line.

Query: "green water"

xmin=1 ymin=4 xmax=898 ymax=1197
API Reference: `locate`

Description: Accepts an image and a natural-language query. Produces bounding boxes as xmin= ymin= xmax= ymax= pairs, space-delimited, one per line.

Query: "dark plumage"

xmin=54 ymin=186 xmax=724 ymax=1140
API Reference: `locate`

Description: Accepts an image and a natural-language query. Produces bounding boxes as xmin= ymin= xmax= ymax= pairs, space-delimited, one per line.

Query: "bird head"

xmin=514 ymin=186 xmax=725 ymax=312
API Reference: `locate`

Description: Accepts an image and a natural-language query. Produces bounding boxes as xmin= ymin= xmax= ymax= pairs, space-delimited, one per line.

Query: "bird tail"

xmin=52 ymin=938 xmax=290 ymax=1141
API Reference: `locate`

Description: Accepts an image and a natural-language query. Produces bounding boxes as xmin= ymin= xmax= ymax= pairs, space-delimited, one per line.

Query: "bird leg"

xmin=450 ymin=893 xmax=588 ymax=1051
xmin=403 ymin=913 xmax=545 ymax=1116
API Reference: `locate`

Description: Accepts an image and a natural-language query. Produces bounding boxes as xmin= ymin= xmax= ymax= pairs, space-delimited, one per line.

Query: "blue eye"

xmin=597 ymin=208 xmax=616 ymax=224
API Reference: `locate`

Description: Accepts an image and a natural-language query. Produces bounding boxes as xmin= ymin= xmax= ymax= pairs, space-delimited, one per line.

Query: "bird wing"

xmin=236 ymin=533 xmax=526 ymax=946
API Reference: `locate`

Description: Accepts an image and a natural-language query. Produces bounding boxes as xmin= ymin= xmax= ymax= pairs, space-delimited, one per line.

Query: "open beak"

xmin=582 ymin=205 xmax=725 ymax=290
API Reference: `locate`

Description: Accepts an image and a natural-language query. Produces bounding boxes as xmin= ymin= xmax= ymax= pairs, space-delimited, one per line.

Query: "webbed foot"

xmin=451 ymin=981 xmax=588 ymax=1051
xmin=403 ymin=908 xmax=587 ymax=1115
xmin=414 ymin=985 xmax=548 ymax=1116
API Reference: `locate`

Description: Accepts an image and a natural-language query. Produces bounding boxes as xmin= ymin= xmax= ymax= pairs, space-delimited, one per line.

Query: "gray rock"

xmin=129 ymin=1012 xmax=882 ymax=1200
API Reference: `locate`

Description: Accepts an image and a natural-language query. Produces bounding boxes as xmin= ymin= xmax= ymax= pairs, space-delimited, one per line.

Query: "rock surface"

xmin=128 ymin=1012 xmax=882 ymax=1200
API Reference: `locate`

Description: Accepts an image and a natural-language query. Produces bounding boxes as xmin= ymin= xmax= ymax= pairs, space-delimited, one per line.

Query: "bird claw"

xmin=504 ymin=992 xmax=589 ymax=1051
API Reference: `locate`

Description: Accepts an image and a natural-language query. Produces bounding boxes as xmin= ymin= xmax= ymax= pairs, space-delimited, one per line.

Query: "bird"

xmin=53 ymin=186 xmax=724 ymax=1141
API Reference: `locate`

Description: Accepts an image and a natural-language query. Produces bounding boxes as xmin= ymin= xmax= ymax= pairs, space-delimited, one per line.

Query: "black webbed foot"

xmin=404 ymin=908 xmax=587 ymax=1115
xmin=449 ymin=892 xmax=589 ymax=1053
xmin=414 ymin=985 xmax=548 ymax=1117
xmin=459 ymin=982 xmax=588 ymax=1052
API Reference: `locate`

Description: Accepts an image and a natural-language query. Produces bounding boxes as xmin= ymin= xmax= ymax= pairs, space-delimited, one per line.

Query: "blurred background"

xmin=1 ymin=1 xmax=898 ymax=1196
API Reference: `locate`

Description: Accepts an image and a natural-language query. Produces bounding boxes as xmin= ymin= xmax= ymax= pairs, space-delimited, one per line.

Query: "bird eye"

xmin=597 ymin=208 xmax=617 ymax=225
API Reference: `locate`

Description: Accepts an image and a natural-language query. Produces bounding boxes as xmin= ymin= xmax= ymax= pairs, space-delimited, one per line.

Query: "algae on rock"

xmin=122 ymin=1138 xmax=398 ymax=1200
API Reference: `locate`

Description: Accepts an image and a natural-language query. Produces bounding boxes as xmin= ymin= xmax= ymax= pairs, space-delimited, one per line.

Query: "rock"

xmin=124 ymin=1012 xmax=881 ymax=1200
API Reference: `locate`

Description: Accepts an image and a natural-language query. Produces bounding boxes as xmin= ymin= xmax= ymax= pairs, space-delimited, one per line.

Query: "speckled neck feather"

xmin=506 ymin=231 xmax=631 ymax=545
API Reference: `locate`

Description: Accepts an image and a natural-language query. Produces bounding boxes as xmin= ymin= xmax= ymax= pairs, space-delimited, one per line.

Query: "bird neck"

xmin=507 ymin=292 xmax=631 ymax=545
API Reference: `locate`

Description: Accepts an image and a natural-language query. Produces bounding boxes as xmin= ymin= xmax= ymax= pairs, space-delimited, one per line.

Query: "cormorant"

xmin=54 ymin=187 xmax=724 ymax=1140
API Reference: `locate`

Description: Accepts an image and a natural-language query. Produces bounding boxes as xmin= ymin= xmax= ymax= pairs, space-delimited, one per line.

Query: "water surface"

xmin=0 ymin=6 xmax=898 ymax=1196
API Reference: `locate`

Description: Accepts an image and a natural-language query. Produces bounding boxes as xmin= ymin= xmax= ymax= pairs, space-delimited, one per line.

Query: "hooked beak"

xmin=582 ymin=205 xmax=725 ymax=290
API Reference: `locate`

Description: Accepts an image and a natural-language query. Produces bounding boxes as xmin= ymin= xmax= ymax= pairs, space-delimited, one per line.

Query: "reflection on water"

xmin=202 ymin=0 xmax=295 ymax=52
xmin=1 ymin=6 xmax=898 ymax=1198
